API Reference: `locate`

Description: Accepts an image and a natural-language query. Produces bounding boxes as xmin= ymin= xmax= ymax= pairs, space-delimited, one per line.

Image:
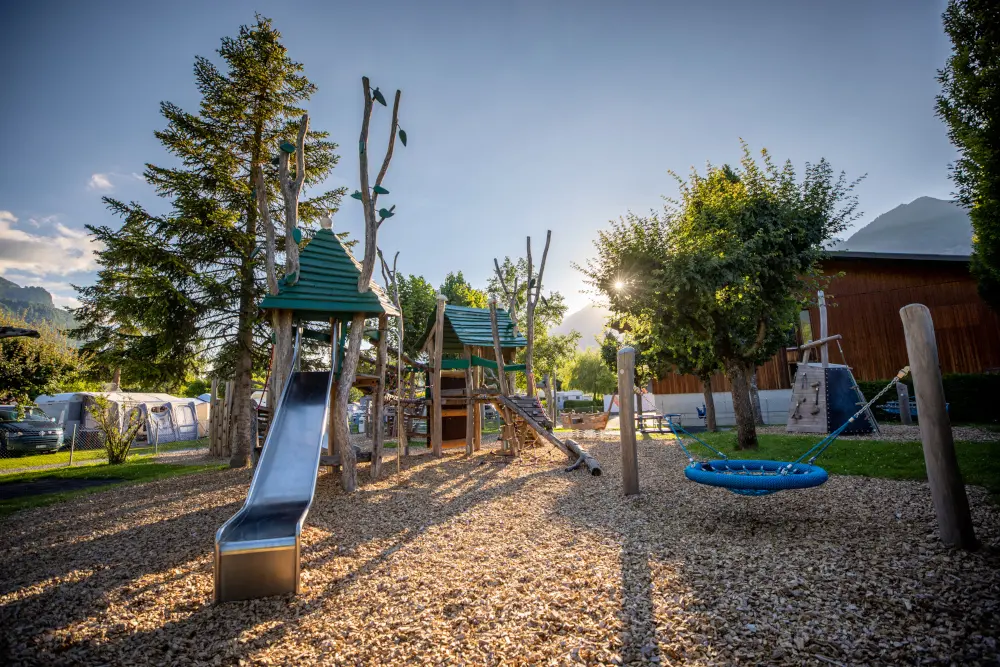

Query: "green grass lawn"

xmin=0 ymin=437 xmax=209 ymax=473
xmin=0 ymin=459 xmax=227 ymax=516
xmin=686 ymin=431 xmax=1000 ymax=500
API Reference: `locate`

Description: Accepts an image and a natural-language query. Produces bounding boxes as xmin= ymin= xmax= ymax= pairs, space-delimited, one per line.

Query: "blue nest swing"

xmin=667 ymin=367 xmax=909 ymax=497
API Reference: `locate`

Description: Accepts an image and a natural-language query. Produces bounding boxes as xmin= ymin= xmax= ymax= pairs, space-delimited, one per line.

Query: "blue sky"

xmin=0 ymin=0 xmax=956 ymax=313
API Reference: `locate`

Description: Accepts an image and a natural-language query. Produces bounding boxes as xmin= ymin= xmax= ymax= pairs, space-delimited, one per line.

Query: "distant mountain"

xmin=553 ymin=304 xmax=610 ymax=351
xmin=836 ymin=197 xmax=972 ymax=255
xmin=0 ymin=277 xmax=77 ymax=331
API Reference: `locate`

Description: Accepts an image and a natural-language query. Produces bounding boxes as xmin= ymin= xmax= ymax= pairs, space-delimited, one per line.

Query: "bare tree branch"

xmin=372 ymin=89 xmax=401 ymax=210
xmin=253 ymin=167 xmax=278 ymax=294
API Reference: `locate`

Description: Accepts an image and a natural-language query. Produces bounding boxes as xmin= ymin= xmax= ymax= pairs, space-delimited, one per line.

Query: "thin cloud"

xmin=0 ymin=210 xmax=101 ymax=278
xmin=88 ymin=173 xmax=113 ymax=191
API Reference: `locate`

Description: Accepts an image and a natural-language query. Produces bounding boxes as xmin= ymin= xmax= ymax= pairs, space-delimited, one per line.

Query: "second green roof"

xmin=416 ymin=304 xmax=527 ymax=355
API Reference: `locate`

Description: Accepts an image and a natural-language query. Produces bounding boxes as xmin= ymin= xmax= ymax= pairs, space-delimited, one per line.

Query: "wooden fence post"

xmin=900 ymin=304 xmax=978 ymax=550
xmin=896 ymin=382 xmax=913 ymax=426
xmin=618 ymin=346 xmax=639 ymax=496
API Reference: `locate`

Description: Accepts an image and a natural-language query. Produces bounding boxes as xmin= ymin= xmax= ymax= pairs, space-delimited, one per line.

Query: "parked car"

xmin=0 ymin=405 xmax=64 ymax=454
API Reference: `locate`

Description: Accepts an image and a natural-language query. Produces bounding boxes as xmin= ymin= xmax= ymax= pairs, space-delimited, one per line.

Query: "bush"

xmin=563 ymin=399 xmax=605 ymax=411
xmin=87 ymin=395 xmax=145 ymax=464
xmin=857 ymin=373 xmax=1000 ymax=425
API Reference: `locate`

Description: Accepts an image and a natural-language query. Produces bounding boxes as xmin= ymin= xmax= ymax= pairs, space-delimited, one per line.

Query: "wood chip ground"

xmin=1 ymin=436 xmax=998 ymax=665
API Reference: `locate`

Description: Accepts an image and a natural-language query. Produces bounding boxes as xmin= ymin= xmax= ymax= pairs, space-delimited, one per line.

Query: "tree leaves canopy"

xmin=936 ymin=0 xmax=1000 ymax=310
xmin=581 ymin=142 xmax=862 ymax=373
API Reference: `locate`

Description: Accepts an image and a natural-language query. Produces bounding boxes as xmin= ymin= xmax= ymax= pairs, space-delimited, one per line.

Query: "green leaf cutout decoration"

xmin=291 ymin=227 xmax=302 ymax=244
xmin=280 ymin=141 xmax=296 ymax=154
xmin=249 ymin=245 xmax=261 ymax=259
xmin=372 ymin=87 xmax=387 ymax=106
xmin=373 ymin=185 xmax=389 ymax=195
xmin=350 ymin=190 xmax=364 ymax=200
xmin=378 ymin=208 xmax=395 ymax=219
xmin=398 ymin=128 xmax=407 ymax=146
xmin=359 ymin=140 xmax=365 ymax=155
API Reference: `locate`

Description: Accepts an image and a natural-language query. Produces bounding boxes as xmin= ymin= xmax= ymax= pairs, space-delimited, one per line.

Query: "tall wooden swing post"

xmin=431 ymin=294 xmax=446 ymax=456
xmin=818 ymin=290 xmax=830 ymax=368
xmin=370 ymin=313 xmax=389 ymax=478
xmin=489 ymin=298 xmax=516 ymax=454
xmin=472 ymin=346 xmax=483 ymax=451
xmin=618 ymin=346 xmax=639 ymax=496
xmin=896 ymin=382 xmax=913 ymax=426
xmin=899 ymin=303 xmax=977 ymax=550
xmin=464 ymin=346 xmax=475 ymax=455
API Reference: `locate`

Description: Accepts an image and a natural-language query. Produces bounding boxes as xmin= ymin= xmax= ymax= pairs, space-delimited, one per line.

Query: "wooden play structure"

xmin=407 ymin=296 xmax=600 ymax=473
xmin=257 ymin=221 xmax=399 ymax=470
xmin=787 ymin=291 xmax=878 ymax=435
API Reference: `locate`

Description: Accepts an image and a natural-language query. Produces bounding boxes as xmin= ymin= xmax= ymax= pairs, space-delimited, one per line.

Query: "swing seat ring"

xmin=685 ymin=459 xmax=829 ymax=496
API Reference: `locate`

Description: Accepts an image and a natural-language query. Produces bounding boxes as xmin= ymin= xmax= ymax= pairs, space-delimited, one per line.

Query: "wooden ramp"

xmin=491 ymin=394 xmax=601 ymax=476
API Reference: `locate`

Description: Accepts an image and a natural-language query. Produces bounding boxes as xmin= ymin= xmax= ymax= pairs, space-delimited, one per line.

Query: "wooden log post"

xmin=431 ymin=294 xmax=446 ymax=456
xmin=896 ymin=382 xmax=913 ymax=426
xmin=818 ymin=290 xmax=830 ymax=368
xmin=209 ymin=377 xmax=218 ymax=449
xmin=473 ymin=355 xmax=483 ymax=451
xmin=328 ymin=319 xmax=342 ymax=458
xmin=372 ymin=314 xmax=388 ymax=478
xmin=565 ymin=438 xmax=602 ymax=476
xmin=464 ymin=346 xmax=474 ymax=455
xmin=489 ymin=298 xmax=517 ymax=454
xmin=900 ymin=304 xmax=978 ymax=550
xmin=618 ymin=346 xmax=639 ymax=496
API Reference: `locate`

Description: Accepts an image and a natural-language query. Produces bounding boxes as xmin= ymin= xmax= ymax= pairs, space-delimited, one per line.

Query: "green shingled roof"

xmin=415 ymin=304 xmax=527 ymax=355
xmin=260 ymin=229 xmax=399 ymax=320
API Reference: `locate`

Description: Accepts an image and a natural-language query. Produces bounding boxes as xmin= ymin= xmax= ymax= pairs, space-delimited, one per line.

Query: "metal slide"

xmin=214 ymin=362 xmax=333 ymax=602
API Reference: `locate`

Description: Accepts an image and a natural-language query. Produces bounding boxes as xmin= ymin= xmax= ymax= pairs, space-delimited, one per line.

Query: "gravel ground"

xmin=1 ymin=438 xmax=998 ymax=666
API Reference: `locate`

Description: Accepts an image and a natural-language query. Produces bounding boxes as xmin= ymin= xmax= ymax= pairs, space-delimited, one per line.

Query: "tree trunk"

xmin=228 ymin=243 xmax=258 ymax=468
xmin=750 ymin=369 xmax=765 ymax=426
xmin=372 ymin=314 xmax=388 ymax=478
xmin=700 ymin=374 xmax=717 ymax=432
xmin=111 ymin=367 xmax=121 ymax=391
xmin=333 ymin=314 xmax=366 ymax=492
xmin=727 ymin=361 xmax=758 ymax=450
xmin=270 ymin=310 xmax=293 ymax=412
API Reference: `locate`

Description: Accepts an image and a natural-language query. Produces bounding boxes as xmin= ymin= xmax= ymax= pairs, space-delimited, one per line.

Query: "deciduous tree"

xmin=0 ymin=310 xmax=81 ymax=403
xmin=936 ymin=0 xmax=1000 ymax=310
xmin=582 ymin=143 xmax=861 ymax=449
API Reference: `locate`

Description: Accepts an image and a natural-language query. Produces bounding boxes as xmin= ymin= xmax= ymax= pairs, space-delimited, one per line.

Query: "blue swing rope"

xmin=667 ymin=365 xmax=910 ymax=472
xmin=789 ymin=366 xmax=909 ymax=468
xmin=667 ymin=418 xmax=728 ymax=463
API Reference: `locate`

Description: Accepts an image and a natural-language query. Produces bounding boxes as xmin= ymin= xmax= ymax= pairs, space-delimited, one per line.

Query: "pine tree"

xmin=73 ymin=16 xmax=344 ymax=467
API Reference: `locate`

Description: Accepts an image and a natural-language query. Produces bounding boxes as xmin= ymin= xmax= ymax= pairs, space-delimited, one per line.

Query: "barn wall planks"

xmin=652 ymin=255 xmax=1000 ymax=394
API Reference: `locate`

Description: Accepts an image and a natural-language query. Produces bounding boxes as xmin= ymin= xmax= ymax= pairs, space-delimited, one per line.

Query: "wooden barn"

xmin=651 ymin=251 xmax=1000 ymax=394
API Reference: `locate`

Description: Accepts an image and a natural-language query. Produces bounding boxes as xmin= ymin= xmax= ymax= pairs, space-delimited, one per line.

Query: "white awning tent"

xmin=34 ymin=392 xmax=207 ymax=444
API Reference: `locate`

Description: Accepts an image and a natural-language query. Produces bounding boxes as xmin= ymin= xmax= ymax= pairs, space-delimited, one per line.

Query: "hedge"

xmin=563 ymin=399 xmax=604 ymax=411
xmin=856 ymin=372 xmax=1000 ymax=425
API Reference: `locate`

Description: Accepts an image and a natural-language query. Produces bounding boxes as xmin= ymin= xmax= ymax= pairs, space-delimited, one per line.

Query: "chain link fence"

xmin=0 ymin=408 xmax=208 ymax=477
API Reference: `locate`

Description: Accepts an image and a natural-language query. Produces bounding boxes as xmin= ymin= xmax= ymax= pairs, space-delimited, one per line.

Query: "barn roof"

xmin=825 ymin=251 xmax=970 ymax=263
xmin=415 ymin=304 xmax=527 ymax=355
xmin=260 ymin=229 xmax=398 ymax=320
